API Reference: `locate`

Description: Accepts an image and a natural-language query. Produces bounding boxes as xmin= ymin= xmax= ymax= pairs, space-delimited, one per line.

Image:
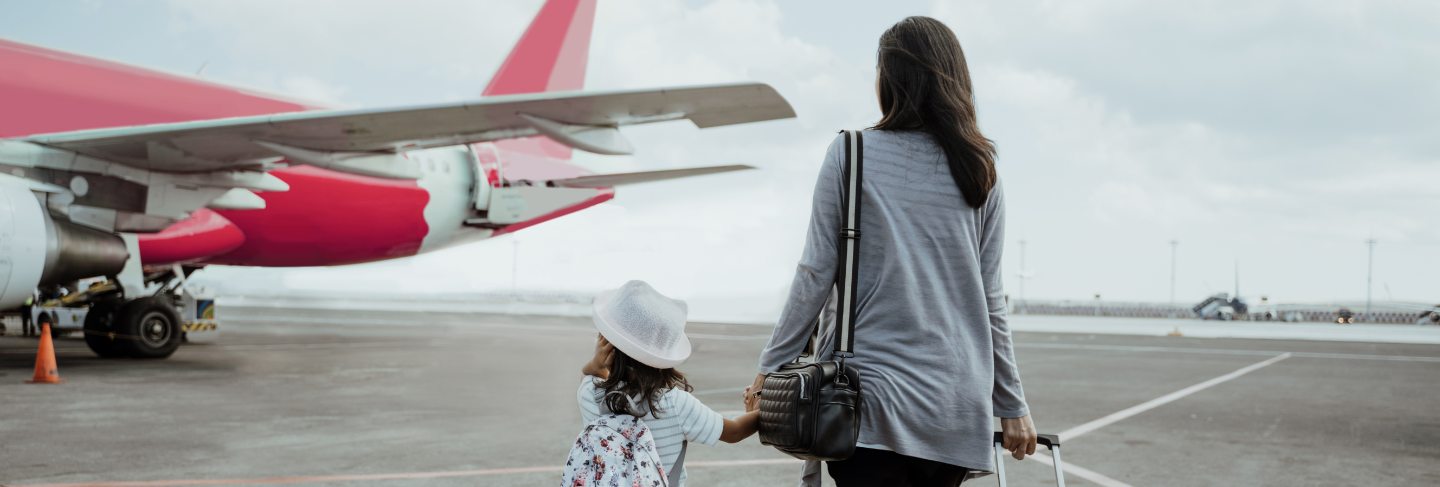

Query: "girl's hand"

xmin=581 ymin=334 xmax=615 ymax=379
xmin=743 ymin=386 xmax=760 ymax=412
xmin=744 ymin=373 xmax=765 ymax=412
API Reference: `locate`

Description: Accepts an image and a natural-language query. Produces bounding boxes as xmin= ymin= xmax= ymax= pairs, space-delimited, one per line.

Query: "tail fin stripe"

xmin=482 ymin=0 xmax=594 ymax=97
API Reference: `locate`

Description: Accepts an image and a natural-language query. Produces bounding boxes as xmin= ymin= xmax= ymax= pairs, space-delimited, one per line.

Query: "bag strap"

xmin=833 ymin=129 xmax=863 ymax=356
xmin=667 ymin=441 xmax=687 ymax=486
xmin=798 ymin=130 xmax=864 ymax=360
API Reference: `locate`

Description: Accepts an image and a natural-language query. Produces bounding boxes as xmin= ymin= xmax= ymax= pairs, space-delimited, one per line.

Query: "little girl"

xmin=573 ymin=280 xmax=760 ymax=485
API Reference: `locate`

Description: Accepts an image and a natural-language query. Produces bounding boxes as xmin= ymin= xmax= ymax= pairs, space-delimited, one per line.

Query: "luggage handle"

xmin=991 ymin=432 xmax=1065 ymax=487
xmin=992 ymin=431 xmax=1060 ymax=448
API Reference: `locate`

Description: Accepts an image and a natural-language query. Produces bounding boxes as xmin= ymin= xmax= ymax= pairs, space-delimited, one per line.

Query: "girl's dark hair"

xmin=873 ymin=16 xmax=997 ymax=209
xmin=597 ymin=349 xmax=692 ymax=417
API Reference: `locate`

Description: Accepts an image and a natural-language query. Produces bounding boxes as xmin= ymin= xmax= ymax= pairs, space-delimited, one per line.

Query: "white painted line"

xmin=1029 ymin=452 xmax=1131 ymax=487
xmin=1287 ymin=350 xmax=1440 ymax=363
xmin=1019 ymin=342 xmax=1440 ymax=363
xmin=1059 ymin=353 xmax=1291 ymax=441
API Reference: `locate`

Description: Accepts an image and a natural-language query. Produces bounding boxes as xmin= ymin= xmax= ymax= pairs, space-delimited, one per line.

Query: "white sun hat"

xmin=592 ymin=280 xmax=692 ymax=369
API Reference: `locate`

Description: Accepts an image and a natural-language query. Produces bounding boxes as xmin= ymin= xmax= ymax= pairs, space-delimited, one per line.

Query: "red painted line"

xmin=13 ymin=459 xmax=802 ymax=487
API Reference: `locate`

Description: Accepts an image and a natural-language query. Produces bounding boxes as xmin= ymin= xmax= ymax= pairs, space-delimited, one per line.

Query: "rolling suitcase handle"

xmin=992 ymin=432 xmax=1064 ymax=487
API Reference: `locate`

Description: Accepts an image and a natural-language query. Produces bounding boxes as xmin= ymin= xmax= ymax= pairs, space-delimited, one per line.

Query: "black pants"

xmin=827 ymin=448 xmax=971 ymax=487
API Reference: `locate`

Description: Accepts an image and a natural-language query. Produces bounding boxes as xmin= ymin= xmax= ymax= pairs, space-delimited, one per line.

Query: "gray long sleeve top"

xmin=759 ymin=130 xmax=1028 ymax=472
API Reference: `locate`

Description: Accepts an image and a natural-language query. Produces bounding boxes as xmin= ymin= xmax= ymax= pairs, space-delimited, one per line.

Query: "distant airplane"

xmin=0 ymin=0 xmax=794 ymax=358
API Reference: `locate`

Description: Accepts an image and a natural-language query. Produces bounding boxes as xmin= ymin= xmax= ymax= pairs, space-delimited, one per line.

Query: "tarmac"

xmin=2 ymin=308 xmax=1439 ymax=486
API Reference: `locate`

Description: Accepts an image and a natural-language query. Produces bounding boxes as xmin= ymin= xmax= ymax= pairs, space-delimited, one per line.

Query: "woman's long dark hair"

xmin=597 ymin=349 xmax=692 ymax=417
xmin=873 ymin=16 xmax=997 ymax=208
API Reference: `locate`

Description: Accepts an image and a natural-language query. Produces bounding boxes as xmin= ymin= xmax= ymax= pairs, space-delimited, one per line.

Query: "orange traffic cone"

xmin=27 ymin=322 xmax=62 ymax=384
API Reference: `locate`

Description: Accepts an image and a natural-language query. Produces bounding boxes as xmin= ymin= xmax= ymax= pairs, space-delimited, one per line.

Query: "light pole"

xmin=1366 ymin=238 xmax=1376 ymax=321
xmin=1169 ymin=240 xmax=1179 ymax=307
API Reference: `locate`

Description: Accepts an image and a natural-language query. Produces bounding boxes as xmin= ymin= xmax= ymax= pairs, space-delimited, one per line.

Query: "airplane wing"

xmin=18 ymin=82 xmax=795 ymax=172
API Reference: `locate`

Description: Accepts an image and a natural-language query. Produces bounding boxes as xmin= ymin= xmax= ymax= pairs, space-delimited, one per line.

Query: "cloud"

xmin=273 ymin=75 xmax=351 ymax=107
xmin=926 ymin=0 xmax=1440 ymax=302
xmin=161 ymin=0 xmax=538 ymax=105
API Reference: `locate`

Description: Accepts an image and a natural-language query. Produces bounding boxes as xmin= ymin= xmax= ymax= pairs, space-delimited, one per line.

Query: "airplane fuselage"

xmin=143 ymin=143 xmax=607 ymax=268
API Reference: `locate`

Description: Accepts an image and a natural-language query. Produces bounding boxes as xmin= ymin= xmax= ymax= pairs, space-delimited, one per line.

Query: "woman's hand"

xmin=1000 ymin=415 xmax=1038 ymax=460
xmin=581 ymin=334 xmax=614 ymax=379
xmin=744 ymin=373 xmax=766 ymax=412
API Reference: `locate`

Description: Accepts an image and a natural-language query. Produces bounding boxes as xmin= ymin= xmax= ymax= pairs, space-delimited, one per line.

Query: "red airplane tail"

xmin=483 ymin=0 xmax=595 ymax=97
xmin=484 ymin=0 xmax=597 ymax=161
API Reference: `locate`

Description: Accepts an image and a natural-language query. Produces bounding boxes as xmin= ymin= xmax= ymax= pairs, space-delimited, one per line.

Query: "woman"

xmin=749 ymin=16 xmax=1038 ymax=486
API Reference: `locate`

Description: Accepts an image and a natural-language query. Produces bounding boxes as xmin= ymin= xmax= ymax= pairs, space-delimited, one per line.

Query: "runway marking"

xmin=1029 ymin=452 xmax=1132 ymax=487
xmin=1019 ymin=342 xmax=1440 ymax=363
xmin=12 ymin=459 xmax=804 ymax=487
xmin=1059 ymin=353 xmax=1292 ymax=442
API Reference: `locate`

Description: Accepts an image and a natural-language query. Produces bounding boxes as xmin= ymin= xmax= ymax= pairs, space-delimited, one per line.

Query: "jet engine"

xmin=0 ymin=179 xmax=128 ymax=308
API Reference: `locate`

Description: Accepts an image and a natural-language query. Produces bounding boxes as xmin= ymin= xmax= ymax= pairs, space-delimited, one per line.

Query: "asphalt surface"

xmin=2 ymin=309 xmax=1438 ymax=486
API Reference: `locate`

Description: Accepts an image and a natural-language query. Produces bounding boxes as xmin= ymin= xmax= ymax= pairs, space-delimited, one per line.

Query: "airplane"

xmin=0 ymin=0 xmax=795 ymax=359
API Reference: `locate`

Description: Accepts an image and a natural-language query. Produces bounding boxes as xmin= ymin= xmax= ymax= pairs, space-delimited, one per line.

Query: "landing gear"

xmin=115 ymin=297 xmax=182 ymax=359
xmin=73 ymin=265 xmax=201 ymax=359
xmin=80 ymin=295 xmax=183 ymax=360
xmin=83 ymin=300 xmax=126 ymax=358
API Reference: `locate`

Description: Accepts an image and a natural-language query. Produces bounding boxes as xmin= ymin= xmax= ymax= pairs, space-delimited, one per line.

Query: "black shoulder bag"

xmin=758 ymin=129 xmax=864 ymax=461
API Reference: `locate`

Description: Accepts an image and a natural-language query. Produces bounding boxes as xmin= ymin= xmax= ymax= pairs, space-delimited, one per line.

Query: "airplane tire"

xmin=83 ymin=301 xmax=127 ymax=358
xmin=115 ymin=297 xmax=183 ymax=359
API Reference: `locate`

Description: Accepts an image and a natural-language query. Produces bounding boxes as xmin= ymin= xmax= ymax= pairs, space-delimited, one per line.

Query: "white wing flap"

xmin=19 ymin=83 xmax=795 ymax=172
xmin=550 ymin=165 xmax=754 ymax=188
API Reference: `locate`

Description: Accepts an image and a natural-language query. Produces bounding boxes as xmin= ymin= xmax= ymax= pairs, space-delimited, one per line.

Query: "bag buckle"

xmin=840 ymin=228 xmax=860 ymax=240
xmin=832 ymin=351 xmax=854 ymax=385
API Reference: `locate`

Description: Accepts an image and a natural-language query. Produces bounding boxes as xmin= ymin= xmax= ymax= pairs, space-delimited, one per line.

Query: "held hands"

xmin=581 ymin=334 xmax=614 ymax=379
xmin=743 ymin=373 xmax=766 ymax=412
xmin=742 ymin=386 xmax=760 ymax=412
xmin=1000 ymin=415 xmax=1038 ymax=460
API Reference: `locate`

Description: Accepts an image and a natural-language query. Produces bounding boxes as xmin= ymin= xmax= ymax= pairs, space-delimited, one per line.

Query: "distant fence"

xmin=1014 ymin=301 xmax=1192 ymax=319
xmin=222 ymin=291 xmax=594 ymax=318
xmin=1013 ymin=300 xmax=1439 ymax=325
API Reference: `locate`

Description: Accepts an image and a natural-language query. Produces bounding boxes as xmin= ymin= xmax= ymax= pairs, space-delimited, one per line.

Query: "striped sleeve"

xmin=665 ymin=389 xmax=724 ymax=446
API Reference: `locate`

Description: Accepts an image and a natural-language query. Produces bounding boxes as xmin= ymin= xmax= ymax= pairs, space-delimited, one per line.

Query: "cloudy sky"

xmin=3 ymin=0 xmax=1437 ymax=321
